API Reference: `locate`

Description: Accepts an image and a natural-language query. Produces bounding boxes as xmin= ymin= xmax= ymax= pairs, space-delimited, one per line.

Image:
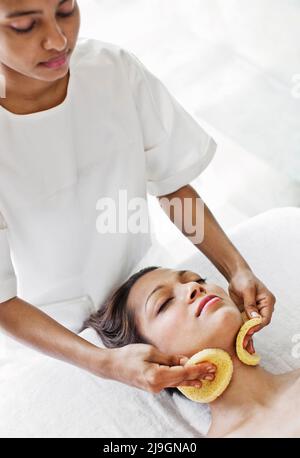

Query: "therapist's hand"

xmin=107 ymin=343 xmax=216 ymax=393
xmin=228 ymin=267 xmax=276 ymax=352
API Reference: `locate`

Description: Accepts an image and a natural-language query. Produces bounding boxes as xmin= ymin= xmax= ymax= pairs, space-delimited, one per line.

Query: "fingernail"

xmin=204 ymin=374 xmax=214 ymax=381
xmin=250 ymin=311 xmax=260 ymax=318
xmin=207 ymin=367 xmax=216 ymax=373
xmin=206 ymin=363 xmax=216 ymax=370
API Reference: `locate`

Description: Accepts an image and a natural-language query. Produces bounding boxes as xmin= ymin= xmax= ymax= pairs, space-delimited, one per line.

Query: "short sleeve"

xmin=0 ymin=211 xmax=17 ymax=303
xmin=123 ymin=51 xmax=217 ymax=196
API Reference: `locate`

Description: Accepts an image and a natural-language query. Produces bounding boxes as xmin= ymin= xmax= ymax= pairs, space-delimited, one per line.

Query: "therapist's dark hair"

xmin=83 ymin=265 xmax=180 ymax=397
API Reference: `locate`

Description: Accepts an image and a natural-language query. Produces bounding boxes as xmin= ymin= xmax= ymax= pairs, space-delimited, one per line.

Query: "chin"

xmin=35 ymin=66 xmax=69 ymax=81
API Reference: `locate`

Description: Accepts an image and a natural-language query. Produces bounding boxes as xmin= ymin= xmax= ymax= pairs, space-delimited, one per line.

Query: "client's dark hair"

xmin=83 ymin=265 xmax=180 ymax=397
xmin=84 ymin=266 xmax=158 ymax=348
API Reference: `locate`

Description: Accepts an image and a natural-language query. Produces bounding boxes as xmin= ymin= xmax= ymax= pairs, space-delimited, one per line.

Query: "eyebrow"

xmin=144 ymin=270 xmax=189 ymax=313
xmin=5 ymin=0 xmax=68 ymax=18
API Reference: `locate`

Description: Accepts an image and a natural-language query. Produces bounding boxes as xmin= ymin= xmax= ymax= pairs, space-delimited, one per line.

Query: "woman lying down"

xmin=84 ymin=266 xmax=300 ymax=438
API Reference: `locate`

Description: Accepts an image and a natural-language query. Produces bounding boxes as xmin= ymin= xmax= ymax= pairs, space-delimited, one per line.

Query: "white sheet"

xmin=0 ymin=206 xmax=299 ymax=437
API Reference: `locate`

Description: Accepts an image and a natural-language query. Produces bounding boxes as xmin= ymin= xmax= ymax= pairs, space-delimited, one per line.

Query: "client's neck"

xmin=209 ymin=352 xmax=279 ymax=436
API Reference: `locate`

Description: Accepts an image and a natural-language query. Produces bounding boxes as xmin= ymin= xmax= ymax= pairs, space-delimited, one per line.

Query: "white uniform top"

xmin=0 ymin=37 xmax=216 ymax=309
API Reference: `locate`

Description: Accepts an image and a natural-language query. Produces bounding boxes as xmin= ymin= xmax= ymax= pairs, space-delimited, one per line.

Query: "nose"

xmin=43 ymin=20 xmax=67 ymax=52
xmin=186 ymin=282 xmax=206 ymax=304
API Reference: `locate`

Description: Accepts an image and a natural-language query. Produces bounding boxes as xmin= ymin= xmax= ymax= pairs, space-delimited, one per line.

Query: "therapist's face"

xmin=0 ymin=0 xmax=80 ymax=82
xmin=128 ymin=268 xmax=243 ymax=357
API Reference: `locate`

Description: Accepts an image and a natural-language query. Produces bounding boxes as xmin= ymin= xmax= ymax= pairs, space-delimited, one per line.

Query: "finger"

xmin=250 ymin=324 xmax=262 ymax=334
xmin=243 ymin=326 xmax=261 ymax=348
xmin=147 ymin=351 xmax=188 ymax=367
xmin=173 ymin=371 xmax=216 ymax=388
xmin=243 ymin=333 xmax=252 ymax=349
xmin=245 ymin=338 xmax=255 ymax=355
xmin=248 ymin=339 xmax=255 ymax=354
xmin=149 ymin=351 xmax=217 ymax=375
xmin=176 ymin=380 xmax=202 ymax=388
xmin=245 ymin=305 xmax=261 ymax=320
xmin=243 ymin=287 xmax=260 ymax=320
xmin=169 ymin=371 xmax=217 ymax=388
xmin=182 ymin=363 xmax=217 ymax=380
xmin=178 ymin=355 xmax=189 ymax=366
xmin=257 ymin=301 xmax=274 ymax=327
xmin=156 ymin=364 xmax=216 ymax=387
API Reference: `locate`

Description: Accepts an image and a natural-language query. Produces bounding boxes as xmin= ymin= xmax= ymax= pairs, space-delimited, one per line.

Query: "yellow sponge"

xmin=177 ymin=348 xmax=233 ymax=403
xmin=236 ymin=316 xmax=262 ymax=365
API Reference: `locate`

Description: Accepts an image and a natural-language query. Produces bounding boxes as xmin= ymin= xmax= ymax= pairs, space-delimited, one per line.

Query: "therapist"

xmin=0 ymin=0 xmax=275 ymax=394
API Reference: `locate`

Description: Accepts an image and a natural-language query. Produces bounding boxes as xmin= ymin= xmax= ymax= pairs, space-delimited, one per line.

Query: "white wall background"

xmin=77 ymin=0 xmax=300 ymax=261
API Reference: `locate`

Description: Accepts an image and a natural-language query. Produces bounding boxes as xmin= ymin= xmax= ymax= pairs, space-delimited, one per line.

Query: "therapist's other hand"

xmin=228 ymin=268 xmax=276 ymax=349
xmin=107 ymin=343 xmax=216 ymax=393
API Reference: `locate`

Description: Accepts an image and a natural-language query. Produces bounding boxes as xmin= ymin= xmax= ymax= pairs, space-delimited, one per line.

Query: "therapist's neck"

xmin=209 ymin=353 xmax=279 ymax=435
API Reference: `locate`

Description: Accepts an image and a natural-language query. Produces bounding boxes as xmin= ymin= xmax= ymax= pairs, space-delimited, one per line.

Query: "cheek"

xmin=155 ymin=310 xmax=183 ymax=341
xmin=0 ymin=34 xmax=16 ymax=60
xmin=220 ymin=306 xmax=243 ymax=329
xmin=202 ymin=306 xmax=243 ymax=348
xmin=65 ymin=18 xmax=80 ymax=38
xmin=149 ymin=310 xmax=199 ymax=355
xmin=1 ymin=36 xmax=35 ymax=64
xmin=66 ymin=9 xmax=81 ymax=37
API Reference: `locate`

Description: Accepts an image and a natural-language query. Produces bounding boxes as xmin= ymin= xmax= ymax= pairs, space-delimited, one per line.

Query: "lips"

xmin=195 ymin=295 xmax=220 ymax=317
xmin=41 ymin=50 xmax=68 ymax=64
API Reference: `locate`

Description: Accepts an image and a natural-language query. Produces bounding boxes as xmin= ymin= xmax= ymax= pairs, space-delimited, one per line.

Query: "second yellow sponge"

xmin=235 ymin=316 xmax=262 ymax=366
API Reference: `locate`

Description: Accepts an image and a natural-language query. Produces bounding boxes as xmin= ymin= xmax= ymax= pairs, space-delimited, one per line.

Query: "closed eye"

xmin=11 ymin=22 xmax=36 ymax=33
xmin=10 ymin=10 xmax=75 ymax=34
xmin=157 ymin=297 xmax=174 ymax=314
xmin=157 ymin=277 xmax=206 ymax=314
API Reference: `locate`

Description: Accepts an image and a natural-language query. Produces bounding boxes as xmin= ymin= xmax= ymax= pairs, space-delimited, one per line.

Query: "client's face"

xmin=128 ymin=268 xmax=243 ymax=357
